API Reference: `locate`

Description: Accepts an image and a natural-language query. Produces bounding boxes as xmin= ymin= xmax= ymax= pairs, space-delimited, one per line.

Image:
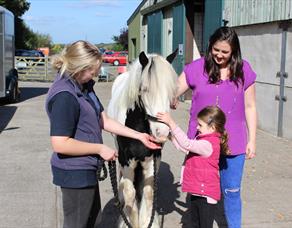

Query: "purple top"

xmin=184 ymin=57 xmax=256 ymax=155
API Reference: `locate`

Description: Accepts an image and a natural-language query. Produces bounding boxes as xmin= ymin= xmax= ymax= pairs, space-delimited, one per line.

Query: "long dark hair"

xmin=204 ymin=27 xmax=244 ymax=87
xmin=197 ymin=106 xmax=230 ymax=155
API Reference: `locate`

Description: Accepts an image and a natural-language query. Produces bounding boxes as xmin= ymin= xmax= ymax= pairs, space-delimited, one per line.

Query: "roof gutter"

xmin=127 ymin=0 xmax=148 ymax=25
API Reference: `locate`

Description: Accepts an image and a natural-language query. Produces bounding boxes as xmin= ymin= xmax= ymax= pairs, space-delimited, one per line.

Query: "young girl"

xmin=157 ymin=105 xmax=230 ymax=228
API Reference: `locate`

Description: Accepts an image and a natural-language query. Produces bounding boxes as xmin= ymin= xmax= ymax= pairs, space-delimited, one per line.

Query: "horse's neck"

xmin=108 ymin=72 xmax=135 ymax=125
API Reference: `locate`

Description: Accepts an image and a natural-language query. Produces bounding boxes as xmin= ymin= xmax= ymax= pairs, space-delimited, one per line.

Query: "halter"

xmin=137 ymin=94 xmax=167 ymax=125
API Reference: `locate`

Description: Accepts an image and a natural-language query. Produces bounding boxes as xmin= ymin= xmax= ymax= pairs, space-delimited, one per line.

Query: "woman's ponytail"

xmin=51 ymin=40 xmax=102 ymax=78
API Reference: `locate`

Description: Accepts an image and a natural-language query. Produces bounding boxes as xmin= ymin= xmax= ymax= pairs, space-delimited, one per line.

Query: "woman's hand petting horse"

xmin=138 ymin=133 xmax=162 ymax=150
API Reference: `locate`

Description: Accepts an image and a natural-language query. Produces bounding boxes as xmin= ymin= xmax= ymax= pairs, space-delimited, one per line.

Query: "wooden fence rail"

xmin=15 ymin=56 xmax=120 ymax=82
xmin=15 ymin=56 xmax=56 ymax=81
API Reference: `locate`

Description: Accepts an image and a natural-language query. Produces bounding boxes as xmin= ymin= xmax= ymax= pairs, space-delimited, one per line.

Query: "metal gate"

xmin=15 ymin=56 xmax=56 ymax=81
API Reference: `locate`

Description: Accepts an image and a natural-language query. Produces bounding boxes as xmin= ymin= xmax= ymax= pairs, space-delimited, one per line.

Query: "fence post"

xmin=276 ymin=21 xmax=290 ymax=137
xmin=45 ymin=56 xmax=48 ymax=81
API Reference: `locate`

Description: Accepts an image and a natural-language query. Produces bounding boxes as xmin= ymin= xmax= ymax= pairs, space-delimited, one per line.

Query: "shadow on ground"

xmin=0 ymin=105 xmax=18 ymax=133
xmin=19 ymin=87 xmax=49 ymax=102
xmin=0 ymin=87 xmax=48 ymax=133
xmin=98 ymin=161 xmax=184 ymax=228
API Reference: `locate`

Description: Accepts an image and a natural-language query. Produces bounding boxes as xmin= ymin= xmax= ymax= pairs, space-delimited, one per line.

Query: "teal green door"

xmin=147 ymin=11 xmax=162 ymax=54
xmin=203 ymin=0 xmax=223 ymax=51
xmin=172 ymin=3 xmax=185 ymax=74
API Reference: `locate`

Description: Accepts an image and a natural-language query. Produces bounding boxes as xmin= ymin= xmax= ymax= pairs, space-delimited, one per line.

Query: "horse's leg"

xmin=139 ymin=156 xmax=161 ymax=228
xmin=118 ymin=160 xmax=139 ymax=228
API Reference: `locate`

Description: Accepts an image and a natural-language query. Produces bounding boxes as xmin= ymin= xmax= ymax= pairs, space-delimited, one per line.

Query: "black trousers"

xmin=61 ymin=183 xmax=101 ymax=228
xmin=190 ymin=195 xmax=216 ymax=228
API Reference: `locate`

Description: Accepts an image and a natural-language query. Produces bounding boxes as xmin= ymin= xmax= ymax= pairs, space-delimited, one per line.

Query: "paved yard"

xmin=0 ymin=80 xmax=291 ymax=228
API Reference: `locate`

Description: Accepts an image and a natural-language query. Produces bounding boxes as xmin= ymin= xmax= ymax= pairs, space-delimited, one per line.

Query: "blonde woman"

xmin=45 ymin=40 xmax=160 ymax=228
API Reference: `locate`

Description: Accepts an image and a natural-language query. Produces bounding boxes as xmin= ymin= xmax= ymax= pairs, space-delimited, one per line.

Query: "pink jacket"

xmin=171 ymin=128 xmax=221 ymax=201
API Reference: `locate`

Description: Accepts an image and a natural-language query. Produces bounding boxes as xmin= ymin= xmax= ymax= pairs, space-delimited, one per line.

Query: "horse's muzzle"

xmin=153 ymin=135 xmax=168 ymax=144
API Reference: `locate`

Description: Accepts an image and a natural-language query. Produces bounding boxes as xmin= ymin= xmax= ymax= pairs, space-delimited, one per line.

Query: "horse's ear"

xmin=139 ymin=51 xmax=149 ymax=70
xmin=166 ymin=48 xmax=178 ymax=63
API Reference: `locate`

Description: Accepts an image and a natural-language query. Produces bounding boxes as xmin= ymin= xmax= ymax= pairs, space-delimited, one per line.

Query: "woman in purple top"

xmin=173 ymin=27 xmax=257 ymax=227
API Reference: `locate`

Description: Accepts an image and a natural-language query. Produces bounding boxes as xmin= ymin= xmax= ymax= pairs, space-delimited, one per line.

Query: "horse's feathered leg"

xmin=119 ymin=160 xmax=139 ymax=228
xmin=139 ymin=156 xmax=161 ymax=228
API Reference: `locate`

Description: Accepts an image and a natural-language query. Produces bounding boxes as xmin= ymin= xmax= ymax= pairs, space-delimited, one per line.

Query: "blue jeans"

xmin=220 ymin=154 xmax=245 ymax=228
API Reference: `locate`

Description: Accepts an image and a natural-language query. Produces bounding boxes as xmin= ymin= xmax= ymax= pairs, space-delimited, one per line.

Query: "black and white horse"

xmin=108 ymin=51 xmax=177 ymax=228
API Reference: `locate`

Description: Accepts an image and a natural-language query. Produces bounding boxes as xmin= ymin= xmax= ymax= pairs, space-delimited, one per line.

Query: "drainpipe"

xmin=276 ymin=21 xmax=290 ymax=137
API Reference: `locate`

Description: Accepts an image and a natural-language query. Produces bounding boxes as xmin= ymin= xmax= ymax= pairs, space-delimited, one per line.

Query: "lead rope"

xmin=96 ymin=160 xmax=108 ymax=181
xmin=108 ymin=160 xmax=133 ymax=228
xmin=108 ymin=156 xmax=158 ymax=228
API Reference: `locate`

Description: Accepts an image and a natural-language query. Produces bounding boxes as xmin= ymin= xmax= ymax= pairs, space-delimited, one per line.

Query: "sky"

xmin=22 ymin=0 xmax=141 ymax=44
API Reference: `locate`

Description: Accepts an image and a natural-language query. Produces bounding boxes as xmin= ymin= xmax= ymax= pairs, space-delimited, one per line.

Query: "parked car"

xmin=15 ymin=49 xmax=45 ymax=57
xmin=106 ymin=51 xmax=128 ymax=66
xmin=102 ymin=50 xmax=115 ymax=63
xmin=15 ymin=49 xmax=45 ymax=69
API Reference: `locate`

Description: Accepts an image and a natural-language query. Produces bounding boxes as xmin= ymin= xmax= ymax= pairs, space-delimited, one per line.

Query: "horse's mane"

xmin=119 ymin=54 xmax=177 ymax=111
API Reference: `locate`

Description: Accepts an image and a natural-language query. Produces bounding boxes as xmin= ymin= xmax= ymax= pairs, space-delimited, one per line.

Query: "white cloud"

xmin=22 ymin=15 xmax=76 ymax=25
xmin=67 ymin=0 xmax=120 ymax=9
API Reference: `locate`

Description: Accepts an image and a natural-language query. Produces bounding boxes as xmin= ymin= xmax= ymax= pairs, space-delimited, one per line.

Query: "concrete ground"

xmin=0 ymin=80 xmax=291 ymax=228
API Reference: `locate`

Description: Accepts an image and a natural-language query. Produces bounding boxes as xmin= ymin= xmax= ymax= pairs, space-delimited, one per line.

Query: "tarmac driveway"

xmin=0 ymin=80 xmax=292 ymax=228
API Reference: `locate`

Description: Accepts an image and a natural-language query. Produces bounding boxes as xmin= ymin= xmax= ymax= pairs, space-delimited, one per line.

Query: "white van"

xmin=0 ymin=6 xmax=19 ymax=103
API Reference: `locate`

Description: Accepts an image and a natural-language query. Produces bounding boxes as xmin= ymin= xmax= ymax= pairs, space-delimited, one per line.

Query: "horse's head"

xmin=136 ymin=50 xmax=178 ymax=143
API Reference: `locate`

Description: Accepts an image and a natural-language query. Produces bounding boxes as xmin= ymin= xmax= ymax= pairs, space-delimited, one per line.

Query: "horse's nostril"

xmin=156 ymin=129 xmax=160 ymax=136
xmin=156 ymin=136 xmax=168 ymax=143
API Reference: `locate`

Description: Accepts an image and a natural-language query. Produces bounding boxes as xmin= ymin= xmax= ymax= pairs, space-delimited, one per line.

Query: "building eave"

xmin=140 ymin=0 xmax=181 ymax=15
xmin=127 ymin=0 xmax=148 ymax=25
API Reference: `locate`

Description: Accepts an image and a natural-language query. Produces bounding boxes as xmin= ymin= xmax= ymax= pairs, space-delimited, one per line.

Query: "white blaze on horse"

xmin=107 ymin=51 xmax=178 ymax=228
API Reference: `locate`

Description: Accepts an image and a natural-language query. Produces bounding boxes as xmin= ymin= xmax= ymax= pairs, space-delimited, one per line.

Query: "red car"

xmin=102 ymin=50 xmax=115 ymax=63
xmin=106 ymin=51 xmax=128 ymax=66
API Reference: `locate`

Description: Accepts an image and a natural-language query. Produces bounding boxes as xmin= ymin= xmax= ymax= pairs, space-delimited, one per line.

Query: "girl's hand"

xmin=156 ymin=112 xmax=176 ymax=130
xmin=138 ymin=133 xmax=162 ymax=150
xmin=99 ymin=145 xmax=118 ymax=161
xmin=156 ymin=112 xmax=172 ymax=125
xmin=245 ymin=141 xmax=256 ymax=159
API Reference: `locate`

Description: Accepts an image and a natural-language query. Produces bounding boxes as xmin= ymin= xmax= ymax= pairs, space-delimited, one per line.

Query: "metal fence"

xmin=15 ymin=56 xmax=119 ymax=82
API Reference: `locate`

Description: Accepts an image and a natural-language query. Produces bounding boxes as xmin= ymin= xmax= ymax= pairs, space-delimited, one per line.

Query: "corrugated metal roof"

xmin=223 ymin=0 xmax=292 ymax=26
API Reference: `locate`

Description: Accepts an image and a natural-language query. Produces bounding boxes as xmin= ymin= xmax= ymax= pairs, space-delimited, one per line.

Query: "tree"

xmin=51 ymin=43 xmax=65 ymax=55
xmin=112 ymin=27 xmax=128 ymax=50
xmin=15 ymin=18 xmax=34 ymax=49
xmin=0 ymin=0 xmax=30 ymax=17
xmin=0 ymin=0 xmax=31 ymax=49
xmin=0 ymin=0 xmax=53 ymax=49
